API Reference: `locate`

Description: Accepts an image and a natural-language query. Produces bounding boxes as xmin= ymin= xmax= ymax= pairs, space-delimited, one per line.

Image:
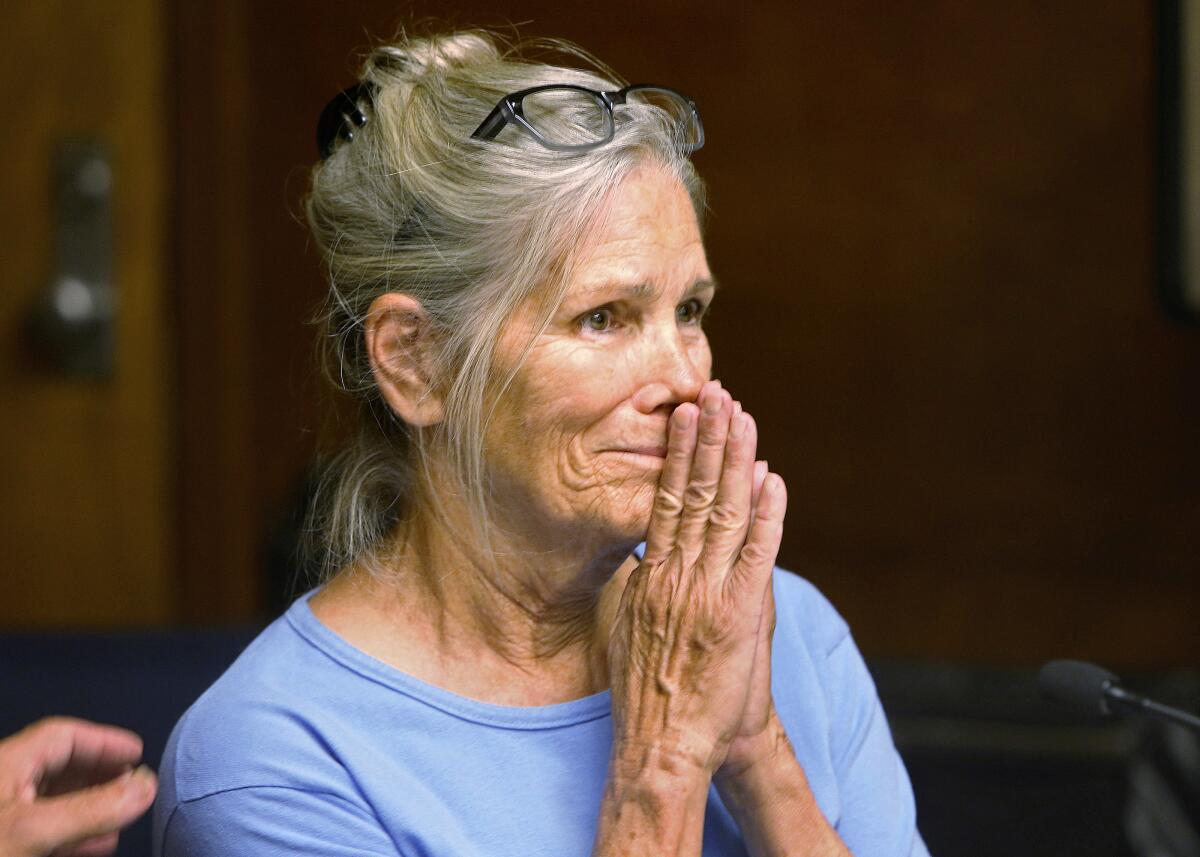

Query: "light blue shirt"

xmin=153 ymin=559 xmax=930 ymax=856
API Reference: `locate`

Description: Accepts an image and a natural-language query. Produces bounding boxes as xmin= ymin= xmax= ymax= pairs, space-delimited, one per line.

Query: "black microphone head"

xmin=1038 ymin=659 xmax=1119 ymax=715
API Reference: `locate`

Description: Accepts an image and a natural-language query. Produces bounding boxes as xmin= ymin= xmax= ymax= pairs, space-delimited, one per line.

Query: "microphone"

xmin=1038 ymin=659 xmax=1200 ymax=734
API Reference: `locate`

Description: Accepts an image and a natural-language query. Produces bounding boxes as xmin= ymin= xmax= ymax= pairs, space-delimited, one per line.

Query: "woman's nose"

xmin=645 ymin=327 xmax=706 ymax=408
xmin=670 ymin=352 xmax=706 ymax=405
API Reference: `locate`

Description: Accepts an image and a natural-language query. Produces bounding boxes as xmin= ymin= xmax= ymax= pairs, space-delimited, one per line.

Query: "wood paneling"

xmin=171 ymin=1 xmax=1199 ymax=664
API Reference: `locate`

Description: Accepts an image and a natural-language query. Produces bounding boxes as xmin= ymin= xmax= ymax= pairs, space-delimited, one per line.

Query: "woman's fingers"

xmin=727 ymin=472 xmax=787 ymax=598
xmin=642 ymin=401 xmax=699 ymax=565
xmin=675 ymin=383 xmax=733 ymax=557
xmin=699 ymin=407 xmax=758 ymax=572
xmin=644 ymin=381 xmax=770 ymax=587
xmin=752 ymin=460 xmax=768 ymax=507
xmin=645 ymin=381 xmax=767 ymax=581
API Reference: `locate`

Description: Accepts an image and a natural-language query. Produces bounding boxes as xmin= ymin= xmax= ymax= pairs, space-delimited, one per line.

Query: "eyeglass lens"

xmin=518 ymin=87 xmax=700 ymax=151
xmin=625 ymin=87 xmax=702 ymax=151
xmin=520 ymin=89 xmax=611 ymax=148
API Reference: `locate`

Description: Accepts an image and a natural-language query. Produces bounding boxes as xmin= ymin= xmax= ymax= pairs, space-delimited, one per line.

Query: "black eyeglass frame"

xmin=316 ymin=82 xmax=378 ymax=160
xmin=469 ymin=83 xmax=704 ymax=153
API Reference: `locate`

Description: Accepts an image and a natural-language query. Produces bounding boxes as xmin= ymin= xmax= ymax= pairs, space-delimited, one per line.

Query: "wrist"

xmin=597 ymin=743 xmax=713 ymax=857
xmin=713 ymin=709 xmax=791 ymax=792
xmin=611 ymin=732 xmax=721 ymax=785
xmin=711 ymin=713 xmax=850 ymax=857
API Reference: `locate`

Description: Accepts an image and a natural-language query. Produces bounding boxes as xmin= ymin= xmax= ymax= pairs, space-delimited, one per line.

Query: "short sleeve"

xmin=156 ymin=786 xmax=402 ymax=857
xmin=824 ymin=628 xmax=932 ymax=857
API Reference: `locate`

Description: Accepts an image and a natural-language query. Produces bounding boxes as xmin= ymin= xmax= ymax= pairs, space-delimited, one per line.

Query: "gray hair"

xmin=303 ymin=28 xmax=706 ymax=582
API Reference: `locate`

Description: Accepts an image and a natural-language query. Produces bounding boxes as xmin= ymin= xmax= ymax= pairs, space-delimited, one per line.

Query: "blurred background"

xmin=1 ymin=1 xmax=1197 ymax=855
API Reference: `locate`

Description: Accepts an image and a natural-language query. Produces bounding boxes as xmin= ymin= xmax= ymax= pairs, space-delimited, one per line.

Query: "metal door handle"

xmin=24 ymin=139 xmax=115 ymax=380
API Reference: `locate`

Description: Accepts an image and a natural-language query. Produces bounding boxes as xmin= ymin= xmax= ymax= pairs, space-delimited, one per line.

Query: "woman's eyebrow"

xmin=579 ymin=277 xmax=720 ymax=302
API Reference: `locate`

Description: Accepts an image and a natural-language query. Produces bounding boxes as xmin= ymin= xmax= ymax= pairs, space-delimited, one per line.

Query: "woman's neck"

xmin=309 ymin=499 xmax=639 ymax=707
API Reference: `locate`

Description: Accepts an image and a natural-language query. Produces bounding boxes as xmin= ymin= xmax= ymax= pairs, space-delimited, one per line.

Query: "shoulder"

xmin=155 ymin=783 xmax=397 ymax=857
xmin=770 ymin=565 xmax=850 ymax=660
xmin=766 ymin=565 xmax=887 ymax=754
xmin=157 ymin=602 xmax=355 ymax=805
xmin=764 ymin=566 xmax=863 ymax=742
xmin=153 ymin=598 xmax=400 ymax=855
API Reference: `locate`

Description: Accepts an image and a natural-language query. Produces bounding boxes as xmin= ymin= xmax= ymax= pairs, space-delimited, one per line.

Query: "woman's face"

xmin=485 ymin=162 xmax=715 ymax=548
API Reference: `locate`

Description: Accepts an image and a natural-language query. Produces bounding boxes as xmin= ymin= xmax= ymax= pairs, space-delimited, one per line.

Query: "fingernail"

xmin=730 ymin=412 xmax=746 ymax=440
xmin=674 ymin=405 xmax=693 ymax=429
xmin=130 ymin=765 xmax=156 ymax=792
xmin=703 ymin=392 xmax=721 ymax=415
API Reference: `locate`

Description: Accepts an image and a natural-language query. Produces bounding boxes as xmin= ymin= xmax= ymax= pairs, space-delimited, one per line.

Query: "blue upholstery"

xmin=0 ymin=628 xmax=259 ymax=857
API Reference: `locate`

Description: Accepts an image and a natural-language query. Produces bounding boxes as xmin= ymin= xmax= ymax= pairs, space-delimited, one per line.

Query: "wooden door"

xmin=0 ymin=0 xmax=171 ymax=626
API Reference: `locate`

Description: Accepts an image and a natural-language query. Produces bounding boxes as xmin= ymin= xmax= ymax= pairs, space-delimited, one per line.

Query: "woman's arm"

xmin=592 ymin=742 xmax=713 ymax=857
xmin=714 ymin=712 xmax=850 ymax=857
xmin=715 ymin=629 xmax=931 ymax=857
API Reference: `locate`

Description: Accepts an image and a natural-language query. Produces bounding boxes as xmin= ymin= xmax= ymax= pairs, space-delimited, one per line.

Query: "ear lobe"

xmin=364 ymin=293 xmax=445 ymax=427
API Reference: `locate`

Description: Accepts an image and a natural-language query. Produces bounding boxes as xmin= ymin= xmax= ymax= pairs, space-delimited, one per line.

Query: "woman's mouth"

xmin=604 ymin=446 xmax=668 ymax=460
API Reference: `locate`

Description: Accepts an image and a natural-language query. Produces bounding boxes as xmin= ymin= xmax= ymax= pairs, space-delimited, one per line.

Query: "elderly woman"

xmin=153 ymin=30 xmax=929 ymax=857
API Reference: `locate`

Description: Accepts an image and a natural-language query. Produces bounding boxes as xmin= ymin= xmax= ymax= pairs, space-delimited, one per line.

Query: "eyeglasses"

xmin=316 ymin=82 xmax=377 ymax=160
xmin=315 ymin=81 xmax=704 ymax=161
xmin=470 ymin=83 xmax=704 ymax=153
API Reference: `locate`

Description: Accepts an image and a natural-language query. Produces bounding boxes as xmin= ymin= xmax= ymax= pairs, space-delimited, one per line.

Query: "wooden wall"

xmin=0 ymin=0 xmax=171 ymax=627
xmin=170 ymin=2 xmax=1198 ymax=665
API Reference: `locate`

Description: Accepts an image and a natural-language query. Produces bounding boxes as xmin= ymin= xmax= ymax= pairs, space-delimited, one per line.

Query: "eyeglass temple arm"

xmin=471 ymin=102 xmax=510 ymax=140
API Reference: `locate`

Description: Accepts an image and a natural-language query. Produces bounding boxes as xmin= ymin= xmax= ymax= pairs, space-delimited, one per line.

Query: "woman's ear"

xmin=364 ymin=293 xmax=445 ymax=426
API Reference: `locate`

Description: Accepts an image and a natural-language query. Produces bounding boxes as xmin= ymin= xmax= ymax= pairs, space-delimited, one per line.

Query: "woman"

xmin=153 ymin=30 xmax=929 ymax=857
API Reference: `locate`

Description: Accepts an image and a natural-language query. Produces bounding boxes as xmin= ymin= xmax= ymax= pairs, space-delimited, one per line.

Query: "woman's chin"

xmin=594 ymin=488 xmax=655 ymax=544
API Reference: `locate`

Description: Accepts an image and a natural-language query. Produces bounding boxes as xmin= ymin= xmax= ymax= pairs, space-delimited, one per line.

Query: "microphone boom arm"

xmin=1104 ymin=684 xmax=1200 ymax=733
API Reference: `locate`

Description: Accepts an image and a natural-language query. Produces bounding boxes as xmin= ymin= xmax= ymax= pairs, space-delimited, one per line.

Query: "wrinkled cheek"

xmin=560 ymin=440 xmax=617 ymax=494
xmin=611 ymin=480 xmax=658 ymax=535
xmin=556 ymin=447 xmax=650 ymax=509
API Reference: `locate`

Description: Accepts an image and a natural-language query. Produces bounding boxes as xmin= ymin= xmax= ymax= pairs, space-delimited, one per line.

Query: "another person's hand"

xmin=607 ymin=378 xmax=786 ymax=777
xmin=0 ymin=717 xmax=157 ymax=857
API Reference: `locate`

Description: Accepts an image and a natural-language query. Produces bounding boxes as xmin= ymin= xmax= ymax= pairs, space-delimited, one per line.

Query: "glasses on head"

xmin=316 ymin=82 xmax=377 ymax=160
xmin=315 ymin=81 xmax=704 ymax=161
xmin=470 ymin=83 xmax=704 ymax=153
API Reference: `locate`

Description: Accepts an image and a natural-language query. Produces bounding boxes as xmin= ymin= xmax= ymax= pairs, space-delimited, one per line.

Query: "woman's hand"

xmin=606 ymin=379 xmax=788 ymax=779
xmin=716 ymin=450 xmax=787 ymax=785
xmin=715 ymin=607 xmax=792 ymax=789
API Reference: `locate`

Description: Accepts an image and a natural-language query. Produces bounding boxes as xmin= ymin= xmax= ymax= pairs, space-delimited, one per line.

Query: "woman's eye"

xmin=581 ymin=307 xmax=616 ymax=332
xmin=677 ymin=299 xmax=707 ymax=325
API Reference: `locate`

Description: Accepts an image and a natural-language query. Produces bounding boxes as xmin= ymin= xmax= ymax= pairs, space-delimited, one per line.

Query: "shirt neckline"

xmin=283 ymin=543 xmax=645 ymax=731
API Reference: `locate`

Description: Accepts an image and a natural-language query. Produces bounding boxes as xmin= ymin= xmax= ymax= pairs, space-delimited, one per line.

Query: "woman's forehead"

xmin=566 ymin=235 xmax=711 ymax=301
xmin=593 ymin=166 xmax=701 ymax=249
xmin=568 ymin=178 xmax=708 ymax=293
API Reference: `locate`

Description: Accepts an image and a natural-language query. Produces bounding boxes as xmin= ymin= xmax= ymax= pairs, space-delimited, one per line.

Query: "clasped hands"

xmin=608 ymin=379 xmax=788 ymax=787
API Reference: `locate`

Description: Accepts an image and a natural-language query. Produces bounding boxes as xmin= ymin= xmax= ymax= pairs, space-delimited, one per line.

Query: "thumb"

xmin=22 ymin=766 xmax=156 ymax=854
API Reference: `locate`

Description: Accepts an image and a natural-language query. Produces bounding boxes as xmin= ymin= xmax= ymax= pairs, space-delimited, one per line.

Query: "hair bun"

xmin=371 ymin=32 xmax=499 ymax=77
